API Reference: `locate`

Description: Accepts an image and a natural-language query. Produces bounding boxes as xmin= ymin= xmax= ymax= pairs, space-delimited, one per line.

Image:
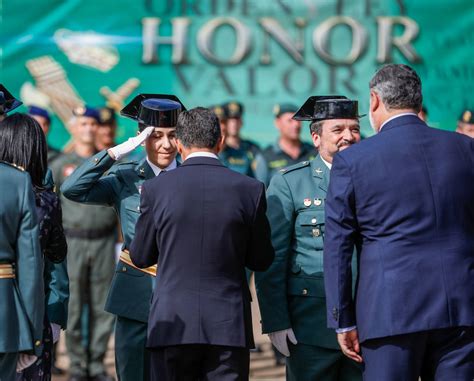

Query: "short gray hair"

xmin=176 ymin=107 xmax=221 ymax=149
xmin=369 ymin=64 xmax=422 ymax=111
xmin=309 ymin=121 xmax=324 ymax=135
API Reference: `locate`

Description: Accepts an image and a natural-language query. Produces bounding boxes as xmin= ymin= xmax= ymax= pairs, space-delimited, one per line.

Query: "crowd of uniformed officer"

xmin=1 ymin=80 xmax=473 ymax=381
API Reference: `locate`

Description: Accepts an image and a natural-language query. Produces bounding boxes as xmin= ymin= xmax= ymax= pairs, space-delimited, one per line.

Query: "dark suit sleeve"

xmin=130 ymin=182 xmax=159 ymax=268
xmin=323 ymin=154 xmax=357 ymax=329
xmin=246 ymin=182 xmax=275 ymax=272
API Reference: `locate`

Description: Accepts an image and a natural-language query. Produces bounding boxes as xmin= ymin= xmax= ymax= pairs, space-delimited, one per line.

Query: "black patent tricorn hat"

xmin=0 ymin=84 xmax=23 ymax=115
xmin=293 ymin=96 xmax=365 ymax=121
xmin=120 ymin=94 xmax=186 ymax=128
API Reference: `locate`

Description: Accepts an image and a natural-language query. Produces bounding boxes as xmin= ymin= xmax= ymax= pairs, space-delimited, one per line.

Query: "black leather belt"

xmin=64 ymin=224 xmax=115 ymax=240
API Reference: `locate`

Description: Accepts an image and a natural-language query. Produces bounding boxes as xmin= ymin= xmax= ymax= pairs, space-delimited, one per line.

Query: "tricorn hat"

xmin=0 ymin=84 xmax=23 ymax=116
xmin=121 ymin=94 xmax=186 ymax=128
xmin=293 ymin=96 xmax=364 ymax=121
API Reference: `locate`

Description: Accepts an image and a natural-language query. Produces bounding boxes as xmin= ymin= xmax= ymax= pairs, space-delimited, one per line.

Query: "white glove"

xmin=16 ymin=354 xmax=38 ymax=372
xmin=51 ymin=323 xmax=61 ymax=343
xmin=108 ymin=126 xmax=155 ymax=160
xmin=268 ymin=328 xmax=298 ymax=357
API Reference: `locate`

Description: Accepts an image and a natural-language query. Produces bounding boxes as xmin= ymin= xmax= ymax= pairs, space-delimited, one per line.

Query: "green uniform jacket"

xmin=256 ymin=154 xmax=339 ymax=349
xmin=254 ymin=141 xmax=316 ymax=186
xmin=0 ymin=163 xmax=44 ymax=356
xmin=61 ymin=150 xmax=156 ymax=323
xmin=219 ymin=139 xmax=259 ymax=177
xmin=44 ymin=259 xmax=69 ymax=328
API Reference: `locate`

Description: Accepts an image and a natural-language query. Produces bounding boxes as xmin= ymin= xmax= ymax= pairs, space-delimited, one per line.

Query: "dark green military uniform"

xmin=255 ymin=154 xmax=361 ymax=381
xmin=47 ymin=146 xmax=61 ymax=164
xmin=61 ymin=150 xmax=161 ymax=381
xmin=219 ymin=139 xmax=259 ymax=177
xmin=0 ymin=162 xmax=44 ymax=380
xmin=255 ymin=141 xmax=316 ymax=186
xmin=51 ymin=152 xmax=116 ymax=379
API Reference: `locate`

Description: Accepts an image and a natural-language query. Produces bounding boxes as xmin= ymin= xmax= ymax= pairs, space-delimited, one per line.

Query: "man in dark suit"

xmin=323 ymin=64 xmax=474 ymax=381
xmin=130 ymin=107 xmax=275 ymax=380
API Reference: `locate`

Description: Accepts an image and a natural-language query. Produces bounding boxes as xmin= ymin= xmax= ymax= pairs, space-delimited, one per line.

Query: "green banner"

xmin=2 ymin=0 xmax=473 ymax=149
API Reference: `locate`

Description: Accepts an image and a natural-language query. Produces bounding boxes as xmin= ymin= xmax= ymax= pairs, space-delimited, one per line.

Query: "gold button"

xmin=311 ymin=218 xmax=317 ymax=224
xmin=302 ymin=289 xmax=308 ymax=295
xmin=122 ymin=267 xmax=127 ymax=272
xmin=35 ymin=340 xmax=41 ymax=346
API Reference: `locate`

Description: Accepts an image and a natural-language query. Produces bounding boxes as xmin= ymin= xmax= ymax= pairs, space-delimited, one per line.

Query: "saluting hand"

xmin=337 ymin=329 xmax=363 ymax=363
xmin=108 ymin=126 xmax=155 ymax=160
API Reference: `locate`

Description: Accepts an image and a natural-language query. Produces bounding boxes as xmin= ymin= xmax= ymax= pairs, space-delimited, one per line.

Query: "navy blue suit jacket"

xmin=130 ymin=156 xmax=274 ymax=348
xmin=324 ymin=115 xmax=474 ymax=342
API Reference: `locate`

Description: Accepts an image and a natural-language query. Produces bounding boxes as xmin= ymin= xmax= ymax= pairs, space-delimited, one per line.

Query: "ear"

xmin=370 ymin=91 xmax=379 ymax=113
xmin=176 ymin=139 xmax=184 ymax=156
xmin=311 ymin=131 xmax=321 ymax=149
xmin=216 ymin=134 xmax=226 ymax=153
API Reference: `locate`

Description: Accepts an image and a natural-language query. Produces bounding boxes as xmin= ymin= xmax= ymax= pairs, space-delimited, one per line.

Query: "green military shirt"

xmin=256 ymin=154 xmax=343 ymax=349
xmin=219 ymin=138 xmax=260 ymax=177
xmin=254 ymin=140 xmax=316 ymax=186
xmin=50 ymin=152 xmax=117 ymax=232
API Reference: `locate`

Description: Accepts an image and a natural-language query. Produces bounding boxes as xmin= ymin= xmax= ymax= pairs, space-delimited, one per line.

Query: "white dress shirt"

xmin=146 ymin=158 xmax=177 ymax=176
xmin=185 ymin=151 xmax=220 ymax=160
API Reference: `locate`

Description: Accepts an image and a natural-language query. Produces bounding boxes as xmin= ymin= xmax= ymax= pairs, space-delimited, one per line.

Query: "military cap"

xmin=293 ymin=96 xmax=364 ymax=121
xmin=273 ymin=103 xmax=299 ymax=118
xmin=0 ymin=84 xmax=22 ymax=116
xmin=223 ymin=101 xmax=243 ymax=119
xmin=121 ymin=94 xmax=186 ymax=129
xmin=28 ymin=105 xmax=51 ymax=123
xmin=209 ymin=104 xmax=228 ymax=121
xmin=98 ymin=106 xmax=116 ymax=125
xmin=73 ymin=106 xmax=100 ymax=122
xmin=458 ymin=109 xmax=474 ymax=124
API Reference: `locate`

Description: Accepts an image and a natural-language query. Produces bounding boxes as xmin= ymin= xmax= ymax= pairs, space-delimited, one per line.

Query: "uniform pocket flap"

xmin=124 ymin=203 xmax=141 ymax=214
xmin=298 ymin=211 xmax=325 ymax=226
xmin=287 ymin=275 xmax=326 ymax=297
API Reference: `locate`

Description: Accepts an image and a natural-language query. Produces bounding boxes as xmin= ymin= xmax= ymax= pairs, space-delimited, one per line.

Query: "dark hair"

xmin=369 ymin=64 xmax=422 ymax=111
xmin=176 ymin=107 xmax=221 ymax=149
xmin=0 ymin=113 xmax=48 ymax=188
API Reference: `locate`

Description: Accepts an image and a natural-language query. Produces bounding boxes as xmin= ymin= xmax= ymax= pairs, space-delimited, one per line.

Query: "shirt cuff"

xmin=336 ymin=326 xmax=357 ymax=333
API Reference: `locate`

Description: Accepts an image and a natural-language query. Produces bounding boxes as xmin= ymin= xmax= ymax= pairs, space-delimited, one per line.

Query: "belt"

xmin=119 ymin=250 xmax=157 ymax=277
xmin=64 ymin=224 xmax=116 ymax=240
xmin=0 ymin=264 xmax=15 ymax=279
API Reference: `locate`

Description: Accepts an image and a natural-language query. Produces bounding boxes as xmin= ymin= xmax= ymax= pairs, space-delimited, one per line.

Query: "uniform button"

xmin=137 ymin=206 xmax=140 ymax=211
xmin=94 ymin=158 xmax=99 ymax=164
xmin=311 ymin=218 xmax=317 ymax=224
xmin=122 ymin=267 xmax=127 ymax=272
xmin=302 ymin=289 xmax=308 ymax=295
xmin=35 ymin=340 xmax=41 ymax=346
